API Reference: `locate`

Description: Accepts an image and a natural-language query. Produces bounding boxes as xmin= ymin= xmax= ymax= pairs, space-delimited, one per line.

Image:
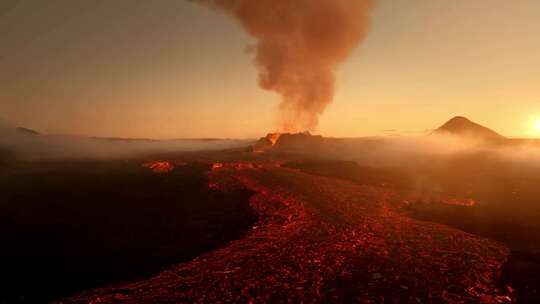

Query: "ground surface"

xmin=59 ymin=163 xmax=513 ymax=303
xmin=0 ymin=161 xmax=254 ymax=303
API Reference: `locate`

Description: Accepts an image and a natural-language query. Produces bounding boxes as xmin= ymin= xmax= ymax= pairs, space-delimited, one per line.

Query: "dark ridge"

xmin=15 ymin=127 xmax=40 ymax=135
xmin=93 ymin=136 xmax=159 ymax=142
xmin=254 ymin=132 xmax=325 ymax=152
xmin=88 ymin=136 xmax=239 ymax=143
xmin=274 ymin=132 xmax=323 ymax=149
xmin=253 ymin=135 xmax=274 ymax=151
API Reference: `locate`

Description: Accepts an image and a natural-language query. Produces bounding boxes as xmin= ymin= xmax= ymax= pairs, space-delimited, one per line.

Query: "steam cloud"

xmin=194 ymin=0 xmax=375 ymax=132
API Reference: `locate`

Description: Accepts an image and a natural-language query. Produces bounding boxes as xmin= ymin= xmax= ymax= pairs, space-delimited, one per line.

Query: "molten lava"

xmin=269 ymin=133 xmax=282 ymax=146
xmin=142 ymin=161 xmax=175 ymax=173
xmin=442 ymin=197 xmax=478 ymax=207
xmin=212 ymin=162 xmax=261 ymax=171
xmin=253 ymin=133 xmax=283 ymax=153
xmin=63 ymin=162 xmax=512 ymax=303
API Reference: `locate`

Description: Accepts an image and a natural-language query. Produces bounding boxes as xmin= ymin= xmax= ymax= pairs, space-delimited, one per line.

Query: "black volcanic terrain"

xmin=0 ymin=160 xmax=255 ymax=303
xmin=1 ymin=117 xmax=540 ymax=303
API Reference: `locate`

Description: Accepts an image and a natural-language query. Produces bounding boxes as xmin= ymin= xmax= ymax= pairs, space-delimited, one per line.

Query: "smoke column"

xmin=193 ymin=0 xmax=375 ymax=132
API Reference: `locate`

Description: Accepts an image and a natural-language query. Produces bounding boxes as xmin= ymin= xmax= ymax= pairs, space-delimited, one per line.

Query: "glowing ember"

xmin=442 ymin=198 xmax=478 ymax=207
xmin=252 ymin=133 xmax=286 ymax=153
xmin=212 ymin=163 xmax=224 ymax=170
xmin=142 ymin=161 xmax=175 ymax=173
xmin=211 ymin=162 xmax=261 ymax=171
xmin=269 ymin=133 xmax=282 ymax=146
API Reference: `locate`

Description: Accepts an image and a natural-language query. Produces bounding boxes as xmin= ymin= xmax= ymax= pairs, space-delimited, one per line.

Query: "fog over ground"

xmin=3 ymin=115 xmax=540 ymax=167
xmin=263 ymin=131 xmax=540 ymax=172
xmin=365 ymin=135 xmax=540 ymax=168
xmin=0 ymin=126 xmax=254 ymax=160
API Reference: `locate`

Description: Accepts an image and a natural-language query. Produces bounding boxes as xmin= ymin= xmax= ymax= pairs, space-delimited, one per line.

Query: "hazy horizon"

xmin=2 ymin=114 xmax=539 ymax=141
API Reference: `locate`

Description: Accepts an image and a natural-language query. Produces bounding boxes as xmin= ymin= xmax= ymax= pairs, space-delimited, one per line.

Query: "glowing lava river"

xmin=59 ymin=163 xmax=512 ymax=303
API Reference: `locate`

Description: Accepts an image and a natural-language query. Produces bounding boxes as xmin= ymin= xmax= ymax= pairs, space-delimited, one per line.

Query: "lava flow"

xmin=253 ymin=133 xmax=283 ymax=153
xmin=142 ymin=161 xmax=175 ymax=173
xmin=269 ymin=133 xmax=282 ymax=146
xmin=60 ymin=163 xmax=512 ymax=303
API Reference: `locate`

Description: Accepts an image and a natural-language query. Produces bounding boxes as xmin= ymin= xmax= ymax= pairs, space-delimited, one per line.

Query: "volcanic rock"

xmin=253 ymin=134 xmax=276 ymax=152
xmin=254 ymin=132 xmax=325 ymax=153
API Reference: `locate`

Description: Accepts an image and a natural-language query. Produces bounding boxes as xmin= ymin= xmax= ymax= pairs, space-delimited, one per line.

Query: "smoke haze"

xmin=194 ymin=0 xmax=375 ymax=132
xmin=0 ymin=127 xmax=253 ymax=161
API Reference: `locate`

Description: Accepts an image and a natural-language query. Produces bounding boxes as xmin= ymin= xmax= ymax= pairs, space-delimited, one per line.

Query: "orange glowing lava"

xmin=142 ymin=161 xmax=175 ymax=173
xmin=63 ymin=163 xmax=511 ymax=303
xmin=212 ymin=162 xmax=261 ymax=171
xmin=442 ymin=197 xmax=478 ymax=207
xmin=269 ymin=133 xmax=282 ymax=146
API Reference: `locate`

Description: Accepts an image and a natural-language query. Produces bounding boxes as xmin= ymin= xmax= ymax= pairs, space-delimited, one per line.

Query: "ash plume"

xmin=194 ymin=0 xmax=375 ymax=132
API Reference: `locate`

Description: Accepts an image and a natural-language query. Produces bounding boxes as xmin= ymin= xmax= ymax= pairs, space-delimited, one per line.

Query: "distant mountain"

xmin=15 ymin=127 xmax=40 ymax=135
xmin=433 ymin=116 xmax=505 ymax=141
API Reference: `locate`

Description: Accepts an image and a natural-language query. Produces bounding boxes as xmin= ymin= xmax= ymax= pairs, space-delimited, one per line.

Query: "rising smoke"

xmin=194 ymin=0 xmax=375 ymax=132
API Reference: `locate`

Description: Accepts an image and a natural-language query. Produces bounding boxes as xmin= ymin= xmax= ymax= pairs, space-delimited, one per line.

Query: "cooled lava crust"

xmin=59 ymin=163 xmax=512 ymax=303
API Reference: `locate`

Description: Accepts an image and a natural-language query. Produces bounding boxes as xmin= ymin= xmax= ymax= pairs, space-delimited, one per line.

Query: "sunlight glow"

xmin=534 ymin=119 xmax=540 ymax=133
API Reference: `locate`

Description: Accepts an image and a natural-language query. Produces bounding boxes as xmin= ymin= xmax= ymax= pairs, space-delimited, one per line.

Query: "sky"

xmin=1 ymin=0 xmax=540 ymax=139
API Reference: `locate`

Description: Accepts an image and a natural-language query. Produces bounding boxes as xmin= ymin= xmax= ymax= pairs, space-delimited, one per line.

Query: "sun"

xmin=534 ymin=119 xmax=540 ymax=133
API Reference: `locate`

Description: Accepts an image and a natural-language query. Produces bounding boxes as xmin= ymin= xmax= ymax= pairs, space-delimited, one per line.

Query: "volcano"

xmin=434 ymin=116 xmax=505 ymax=141
xmin=253 ymin=132 xmax=325 ymax=152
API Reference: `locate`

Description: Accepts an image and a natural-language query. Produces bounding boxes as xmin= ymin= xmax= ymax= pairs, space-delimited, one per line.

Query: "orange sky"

xmin=1 ymin=0 xmax=539 ymax=139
